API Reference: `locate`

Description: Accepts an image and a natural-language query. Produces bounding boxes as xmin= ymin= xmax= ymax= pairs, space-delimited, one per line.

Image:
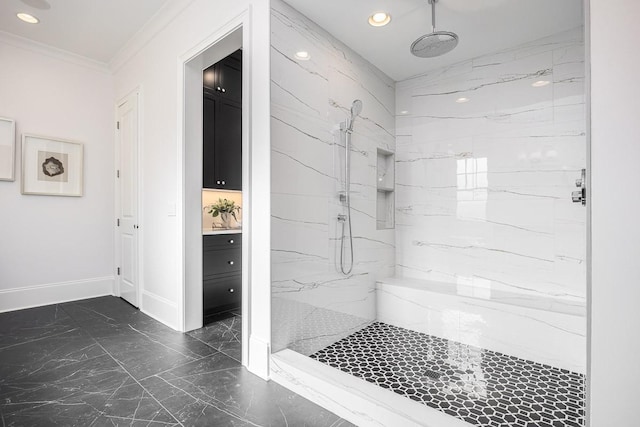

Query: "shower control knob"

xmin=572 ymin=169 xmax=586 ymax=206
xmin=216 ymin=180 xmax=221 ymax=185
xmin=221 ymin=181 xmax=225 ymax=185
xmin=572 ymin=190 xmax=583 ymax=204
xmin=228 ymin=261 xmax=234 ymax=265
xmin=228 ymin=288 xmax=234 ymax=293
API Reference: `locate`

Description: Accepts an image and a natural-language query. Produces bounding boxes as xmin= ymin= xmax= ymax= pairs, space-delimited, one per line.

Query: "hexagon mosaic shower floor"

xmin=311 ymin=322 xmax=585 ymax=427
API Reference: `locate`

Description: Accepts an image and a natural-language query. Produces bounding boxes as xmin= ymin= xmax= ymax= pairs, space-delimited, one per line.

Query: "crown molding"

xmin=0 ymin=30 xmax=110 ymax=73
xmin=109 ymin=0 xmax=195 ymax=74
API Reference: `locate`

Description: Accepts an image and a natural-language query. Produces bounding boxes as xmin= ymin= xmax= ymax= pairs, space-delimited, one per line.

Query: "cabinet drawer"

xmin=203 ymin=274 xmax=241 ymax=317
xmin=203 ymin=248 xmax=241 ymax=277
xmin=203 ymin=234 xmax=241 ymax=250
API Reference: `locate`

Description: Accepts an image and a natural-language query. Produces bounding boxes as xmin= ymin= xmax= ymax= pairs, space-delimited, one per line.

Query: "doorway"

xmin=181 ymin=26 xmax=246 ymax=354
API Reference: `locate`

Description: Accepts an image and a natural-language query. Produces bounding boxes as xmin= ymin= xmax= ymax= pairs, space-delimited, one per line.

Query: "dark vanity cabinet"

xmin=203 ymin=234 xmax=241 ymax=323
xmin=203 ymin=49 xmax=242 ymax=190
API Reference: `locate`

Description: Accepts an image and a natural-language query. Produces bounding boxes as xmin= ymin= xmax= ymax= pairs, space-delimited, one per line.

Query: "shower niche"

xmin=376 ymin=148 xmax=394 ymax=230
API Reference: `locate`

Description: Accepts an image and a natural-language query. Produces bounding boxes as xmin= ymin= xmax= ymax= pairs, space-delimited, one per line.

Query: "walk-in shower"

xmin=271 ymin=0 xmax=587 ymax=425
xmin=337 ymin=99 xmax=363 ymax=275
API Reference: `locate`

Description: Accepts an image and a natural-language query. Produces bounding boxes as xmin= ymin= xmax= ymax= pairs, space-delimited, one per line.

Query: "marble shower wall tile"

xmin=271 ymin=0 xmax=396 ymax=352
xmin=395 ymin=27 xmax=587 ymax=303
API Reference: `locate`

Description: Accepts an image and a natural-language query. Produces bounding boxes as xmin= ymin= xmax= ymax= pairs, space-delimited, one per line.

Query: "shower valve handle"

xmin=571 ymin=169 xmax=586 ymax=206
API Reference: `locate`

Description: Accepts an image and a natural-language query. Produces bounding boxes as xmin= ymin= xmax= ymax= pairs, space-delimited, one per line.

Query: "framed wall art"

xmin=22 ymin=134 xmax=83 ymax=196
xmin=0 ymin=117 xmax=16 ymax=181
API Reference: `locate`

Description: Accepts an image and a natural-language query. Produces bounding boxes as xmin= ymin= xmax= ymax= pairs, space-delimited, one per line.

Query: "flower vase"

xmin=220 ymin=212 xmax=232 ymax=228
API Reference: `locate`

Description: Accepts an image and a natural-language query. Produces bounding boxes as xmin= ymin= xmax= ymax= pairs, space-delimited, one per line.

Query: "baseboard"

xmin=248 ymin=335 xmax=270 ymax=379
xmin=140 ymin=290 xmax=180 ymax=331
xmin=0 ymin=276 xmax=114 ymax=313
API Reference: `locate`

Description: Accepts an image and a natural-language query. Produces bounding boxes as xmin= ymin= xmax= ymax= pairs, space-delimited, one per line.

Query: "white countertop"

xmin=203 ymin=228 xmax=242 ymax=235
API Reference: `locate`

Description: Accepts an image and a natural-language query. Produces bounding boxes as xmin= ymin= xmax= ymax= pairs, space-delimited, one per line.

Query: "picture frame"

xmin=0 ymin=117 xmax=16 ymax=181
xmin=21 ymin=134 xmax=83 ymax=197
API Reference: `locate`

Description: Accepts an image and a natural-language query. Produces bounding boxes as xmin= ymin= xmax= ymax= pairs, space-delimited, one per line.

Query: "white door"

xmin=116 ymin=93 xmax=139 ymax=307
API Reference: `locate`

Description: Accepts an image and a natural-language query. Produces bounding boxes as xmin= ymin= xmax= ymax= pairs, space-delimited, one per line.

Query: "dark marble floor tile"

xmin=0 ymin=298 xmax=352 ymax=426
xmin=87 ymin=417 xmax=180 ymax=427
xmin=141 ymin=353 xmax=354 ymax=427
xmin=96 ymin=332 xmax=211 ymax=381
xmin=98 ymin=377 xmax=177 ymax=425
xmin=189 ymin=314 xmax=242 ymax=361
xmin=60 ymin=297 xmax=169 ymax=339
xmin=0 ymin=414 xmax=95 ymax=427
xmin=0 ymin=351 xmax=178 ymax=427
xmin=61 ymin=297 xmax=216 ymax=380
xmin=0 ymin=328 xmax=105 ymax=384
xmin=0 ymin=304 xmax=77 ymax=350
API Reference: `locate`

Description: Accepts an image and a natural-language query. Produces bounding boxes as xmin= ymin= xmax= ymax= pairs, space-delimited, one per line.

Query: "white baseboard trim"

xmin=140 ymin=290 xmax=180 ymax=331
xmin=0 ymin=276 xmax=114 ymax=313
xmin=248 ymin=335 xmax=270 ymax=379
xmin=270 ymin=349 xmax=472 ymax=427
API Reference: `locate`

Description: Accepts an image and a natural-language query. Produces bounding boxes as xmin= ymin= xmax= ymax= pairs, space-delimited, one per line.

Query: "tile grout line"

xmin=137 ymin=352 xmax=219 ymax=383
xmin=150 ymin=375 xmax=265 ymax=427
xmin=93 ymin=341 xmax=185 ymax=427
xmin=186 ymin=332 xmax=242 ymax=363
xmin=0 ymin=326 xmax=81 ymax=351
xmin=58 ymin=303 xmax=184 ymax=427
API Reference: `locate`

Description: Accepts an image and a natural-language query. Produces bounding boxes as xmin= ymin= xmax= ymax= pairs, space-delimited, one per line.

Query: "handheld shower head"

xmin=351 ymin=99 xmax=363 ymax=120
xmin=347 ymin=99 xmax=363 ymax=132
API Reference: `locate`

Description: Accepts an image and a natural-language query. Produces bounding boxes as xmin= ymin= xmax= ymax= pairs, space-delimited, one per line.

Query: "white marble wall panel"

xmin=395 ymin=28 xmax=586 ymax=305
xmin=271 ymin=0 xmax=396 ymax=353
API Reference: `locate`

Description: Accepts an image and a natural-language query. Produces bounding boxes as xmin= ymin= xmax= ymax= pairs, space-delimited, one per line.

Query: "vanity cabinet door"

xmin=213 ymin=98 xmax=242 ymax=190
xmin=202 ymin=49 xmax=242 ymax=191
xmin=203 ymin=274 xmax=241 ymax=322
xmin=203 ymin=248 xmax=241 ymax=277
xmin=202 ymin=94 xmax=217 ymax=189
xmin=202 ymin=234 xmax=242 ymax=323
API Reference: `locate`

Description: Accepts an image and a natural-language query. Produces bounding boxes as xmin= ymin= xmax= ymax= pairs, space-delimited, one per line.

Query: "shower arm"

xmin=429 ymin=0 xmax=437 ymax=33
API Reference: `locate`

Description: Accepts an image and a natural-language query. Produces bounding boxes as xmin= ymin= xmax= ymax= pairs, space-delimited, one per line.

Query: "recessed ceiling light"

xmin=17 ymin=12 xmax=39 ymax=24
xmin=400 ymin=110 xmax=409 ymax=115
xmin=456 ymin=97 xmax=470 ymax=103
xmin=368 ymin=12 xmax=391 ymax=27
xmin=294 ymin=51 xmax=310 ymax=61
xmin=532 ymin=80 xmax=551 ymax=87
xmin=20 ymin=0 xmax=51 ymax=10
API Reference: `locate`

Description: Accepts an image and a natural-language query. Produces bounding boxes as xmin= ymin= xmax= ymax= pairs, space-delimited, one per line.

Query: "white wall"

xmin=111 ymin=0 xmax=272 ymax=376
xmin=0 ymin=34 xmax=115 ymax=311
xmin=589 ymin=0 xmax=640 ymax=425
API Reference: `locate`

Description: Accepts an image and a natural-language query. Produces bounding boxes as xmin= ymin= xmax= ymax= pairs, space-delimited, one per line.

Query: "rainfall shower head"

xmin=347 ymin=99 xmax=363 ymax=132
xmin=411 ymin=0 xmax=459 ymax=58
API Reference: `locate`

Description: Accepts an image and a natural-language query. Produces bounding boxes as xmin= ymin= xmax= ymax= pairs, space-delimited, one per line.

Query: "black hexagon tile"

xmin=311 ymin=322 xmax=585 ymax=427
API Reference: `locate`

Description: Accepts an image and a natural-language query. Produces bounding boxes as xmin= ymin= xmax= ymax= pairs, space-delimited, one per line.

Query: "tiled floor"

xmin=0 ymin=297 xmax=353 ymax=426
xmin=312 ymin=322 xmax=586 ymax=427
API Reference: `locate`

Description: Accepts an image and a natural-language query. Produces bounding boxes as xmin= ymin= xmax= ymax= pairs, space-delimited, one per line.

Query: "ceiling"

xmin=0 ymin=0 xmax=583 ymax=79
xmin=0 ymin=0 xmax=168 ymax=64
xmin=285 ymin=0 xmax=584 ymax=81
